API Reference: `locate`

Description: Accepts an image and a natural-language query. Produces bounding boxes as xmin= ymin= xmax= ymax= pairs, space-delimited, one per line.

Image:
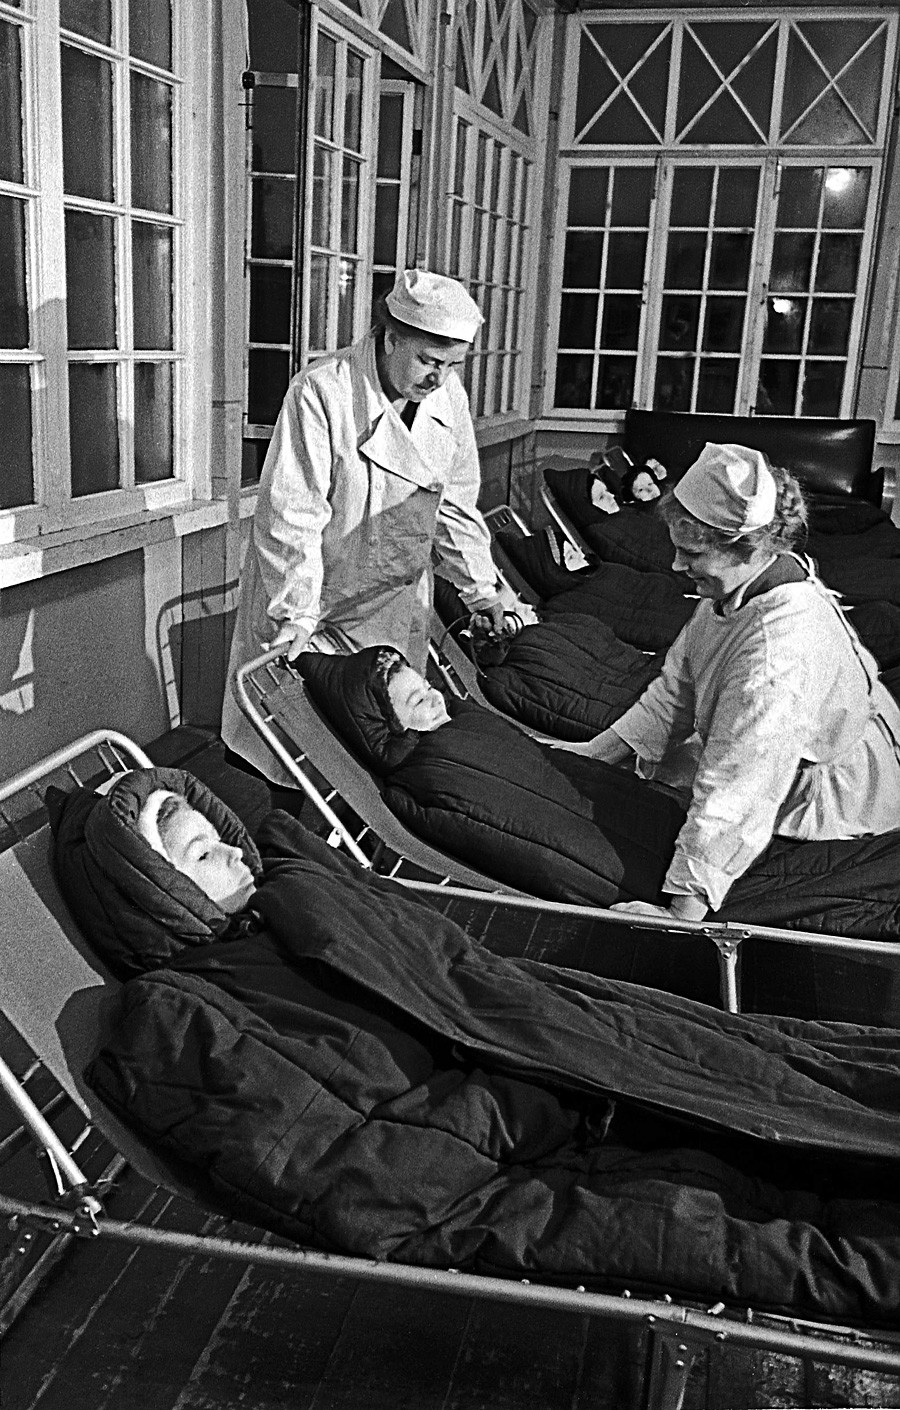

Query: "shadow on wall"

xmin=157 ymin=581 xmax=239 ymax=732
xmin=0 ymin=551 xmax=165 ymax=781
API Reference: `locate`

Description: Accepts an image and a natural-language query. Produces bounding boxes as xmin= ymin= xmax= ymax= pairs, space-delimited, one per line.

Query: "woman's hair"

xmin=371 ymin=648 xmax=409 ymax=734
xmin=658 ymin=457 xmax=807 ymax=560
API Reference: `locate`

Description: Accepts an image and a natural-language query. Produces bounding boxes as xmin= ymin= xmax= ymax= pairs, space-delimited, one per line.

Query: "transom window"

xmin=548 ymin=11 xmax=897 ymax=420
xmin=1 ymin=0 xmax=184 ymax=533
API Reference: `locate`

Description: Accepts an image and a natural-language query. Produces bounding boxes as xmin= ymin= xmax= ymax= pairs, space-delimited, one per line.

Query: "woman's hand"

xmin=272 ymin=622 xmax=312 ymax=661
xmin=610 ymin=901 xmax=671 ymax=918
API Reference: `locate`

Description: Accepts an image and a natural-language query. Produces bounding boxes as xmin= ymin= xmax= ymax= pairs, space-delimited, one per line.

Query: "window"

xmin=1 ymin=0 xmax=187 ymax=536
xmin=242 ymin=4 xmax=395 ymax=483
xmin=446 ymin=0 xmax=549 ymax=424
xmin=548 ymin=11 xmax=897 ymax=420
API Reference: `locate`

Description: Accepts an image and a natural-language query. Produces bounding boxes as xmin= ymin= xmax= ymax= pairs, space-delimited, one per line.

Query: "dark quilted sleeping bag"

xmin=476 ymin=613 xmax=661 ymax=741
xmin=296 ymin=648 xmax=684 ymax=906
xmin=495 ymin=528 xmax=694 ymax=653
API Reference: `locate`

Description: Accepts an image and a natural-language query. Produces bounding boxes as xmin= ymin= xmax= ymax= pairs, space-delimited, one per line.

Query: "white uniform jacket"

xmin=613 ymin=566 xmax=900 ymax=911
xmin=223 ymin=331 xmax=497 ymax=781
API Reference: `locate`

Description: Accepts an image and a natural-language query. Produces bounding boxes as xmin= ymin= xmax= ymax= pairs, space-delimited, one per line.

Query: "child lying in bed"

xmin=296 ymin=646 xmax=900 ymax=939
xmin=49 ymin=764 xmax=900 ymax=1323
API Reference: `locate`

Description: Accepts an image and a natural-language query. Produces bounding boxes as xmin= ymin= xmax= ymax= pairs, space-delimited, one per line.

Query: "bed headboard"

xmin=622 ymin=409 xmax=881 ymax=504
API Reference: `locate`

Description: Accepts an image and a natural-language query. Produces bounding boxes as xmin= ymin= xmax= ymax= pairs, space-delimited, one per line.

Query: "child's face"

xmin=387 ymin=665 xmax=451 ymax=732
xmin=631 ymin=470 xmax=661 ymax=502
xmin=590 ymin=479 xmax=620 ymax=513
xmin=145 ymin=793 xmax=257 ymax=912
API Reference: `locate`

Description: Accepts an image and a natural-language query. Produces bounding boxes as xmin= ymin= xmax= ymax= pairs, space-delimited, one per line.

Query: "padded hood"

xmin=296 ymin=647 xmax=421 ymax=775
xmin=48 ymin=767 xmax=263 ymax=979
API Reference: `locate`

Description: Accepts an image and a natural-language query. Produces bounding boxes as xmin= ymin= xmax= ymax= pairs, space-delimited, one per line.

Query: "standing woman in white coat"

xmin=223 ymin=269 xmax=531 ymax=784
xmin=565 ymin=442 xmax=900 ymax=923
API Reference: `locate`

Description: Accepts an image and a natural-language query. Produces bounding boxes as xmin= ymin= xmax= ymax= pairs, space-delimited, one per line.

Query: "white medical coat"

xmin=613 ymin=567 xmax=900 ymax=911
xmin=222 ymin=332 xmax=497 ymax=782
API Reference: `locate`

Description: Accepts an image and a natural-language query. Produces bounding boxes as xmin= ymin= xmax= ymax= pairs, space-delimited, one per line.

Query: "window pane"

xmin=801 ymin=360 xmax=844 ymax=417
xmin=341 ymin=157 xmax=360 ymax=253
xmin=563 ymin=231 xmax=603 ymax=287
xmin=0 ymin=195 xmax=28 ymax=348
xmin=373 ymin=183 xmax=400 ymax=265
xmin=696 ymin=359 xmax=738 ymax=413
xmin=248 ymin=349 xmax=290 ymax=424
xmin=606 ymin=232 xmax=646 ymax=288
xmin=131 ymin=73 xmax=173 ymax=214
xmin=61 ymin=46 xmax=114 ymax=201
xmin=554 ymin=353 xmax=592 ymax=407
xmin=815 ymin=233 xmax=860 ymax=293
xmin=559 ymin=294 xmax=598 ymax=348
xmin=595 ymin=356 xmax=634 ymax=410
xmin=715 ymin=168 xmax=759 ymax=227
xmin=251 ymin=177 xmax=295 ymax=258
xmin=703 ymin=297 xmax=744 ymax=352
xmin=310 ymin=147 xmax=333 ymax=248
xmin=0 ymin=364 xmax=32 ymax=508
xmin=601 ymin=295 xmax=640 ymax=350
xmin=664 ymin=233 xmax=706 ymax=288
xmin=130 ymin=0 xmax=172 ymax=69
xmin=764 ymin=297 xmax=806 ymax=353
xmin=377 ymin=93 xmax=404 ymax=179
xmin=65 ymin=210 xmax=117 ymax=350
xmin=808 ymin=299 xmax=852 ymax=356
xmin=659 ymin=295 xmax=700 ymax=350
xmin=134 ymin=362 xmax=173 ymax=482
xmin=132 ymin=222 xmax=173 ymax=350
xmin=315 ymin=35 xmax=336 ymax=141
xmin=61 ymin=0 xmax=112 ymax=45
xmin=0 ymin=21 xmax=23 ymax=184
xmin=770 ymin=232 xmax=814 ymax=292
xmin=308 ymin=252 xmax=330 ymax=349
xmin=337 ymin=258 xmax=356 ymax=346
xmin=610 ymin=168 xmax=653 ymax=226
xmin=709 ymin=232 xmax=752 ymax=290
xmin=249 ymin=265 xmax=292 ymax=344
xmin=248 ymin=0 xmax=299 ymax=72
xmin=757 ymin=359 xmax=798 ymax=415
xmin=568 ymin=168 xmax=608 ymax=225
xmin=777 ymin=167 xmax=822 ymax=228
xmin=241 ymin=438 xmax=267 ymax=486
xmin=253 ymin=87 xmax=297 ymax=175
xmin=345 ymin=50 xmax=363 ymax=153
xmin=654 ymin=356 xmax=694 ymax=411
xmin=670 ymin=168 xmax=713 ymax=227
xmin=69 ymin=363 xmax=120 ymax=496
xmin=822 ymin=167 xmax=869 ymax=228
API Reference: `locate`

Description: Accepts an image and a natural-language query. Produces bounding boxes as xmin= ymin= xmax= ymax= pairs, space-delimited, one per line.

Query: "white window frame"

xmin=371 ymin=76 xmax=416 ymax=299
xmin=441 ymin=0 xmax=552 ymax=434
xmin=300 ymin=10 xmax=378 ymax=365
xmin=542 ymin=8 xmax=899 ymax=429
xmin=0 ymin=0 xmax=203 ymax=548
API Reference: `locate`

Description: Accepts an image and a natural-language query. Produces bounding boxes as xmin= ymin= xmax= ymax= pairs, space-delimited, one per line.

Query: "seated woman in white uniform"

xmin=561 ymin=443 xmax=900 ymax=925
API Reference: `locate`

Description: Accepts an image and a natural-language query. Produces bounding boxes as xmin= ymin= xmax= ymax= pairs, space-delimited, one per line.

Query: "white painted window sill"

xmin=0 ymin=499 xmax=232 ymax=590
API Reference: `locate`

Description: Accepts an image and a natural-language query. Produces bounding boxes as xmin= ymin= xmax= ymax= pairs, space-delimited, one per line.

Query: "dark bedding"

xmin=433 ymin=576 xmax=660 ymax=739
xmin=475 ymin=613 xmax=661 ymax=740
xmin=543 ymin=466 xmax=900 ymax=663
xmin=52 ymin=769 xmax=900 ymax=1322
xmin=495 ymin=528 xmax=695 ymax=653
xmin=298 ymin=648 xmax=900 ymax=938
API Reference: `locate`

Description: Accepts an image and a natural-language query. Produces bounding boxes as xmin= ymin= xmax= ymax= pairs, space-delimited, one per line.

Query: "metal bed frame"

xmin=0 ymin=734 xmax=899 ymax=1408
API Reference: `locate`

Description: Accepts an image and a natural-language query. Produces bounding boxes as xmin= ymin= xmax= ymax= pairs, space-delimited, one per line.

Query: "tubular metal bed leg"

xmin=644 ymin=1326 xmax=693 ymax=1410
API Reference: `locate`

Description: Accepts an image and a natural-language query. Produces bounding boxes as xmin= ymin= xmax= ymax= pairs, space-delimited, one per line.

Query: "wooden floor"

xmin=2 ymin=729 xmax=900 ymax=1409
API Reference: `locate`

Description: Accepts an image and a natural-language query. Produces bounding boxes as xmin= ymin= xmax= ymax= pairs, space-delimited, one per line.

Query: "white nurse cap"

xmin=674 ymin=442 xmax=777 ymax=536
xmin=385 ymin=269 xmax=484 ymax=342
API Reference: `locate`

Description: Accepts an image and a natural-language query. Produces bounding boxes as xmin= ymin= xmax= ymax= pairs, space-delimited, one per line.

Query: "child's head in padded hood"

xmin=137 ymin=788 xmax=258 ymax=914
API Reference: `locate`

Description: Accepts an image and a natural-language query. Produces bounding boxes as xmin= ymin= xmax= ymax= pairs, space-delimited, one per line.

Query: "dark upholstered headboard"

xmin=622 ymin=410 xmax=881 ymax=504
